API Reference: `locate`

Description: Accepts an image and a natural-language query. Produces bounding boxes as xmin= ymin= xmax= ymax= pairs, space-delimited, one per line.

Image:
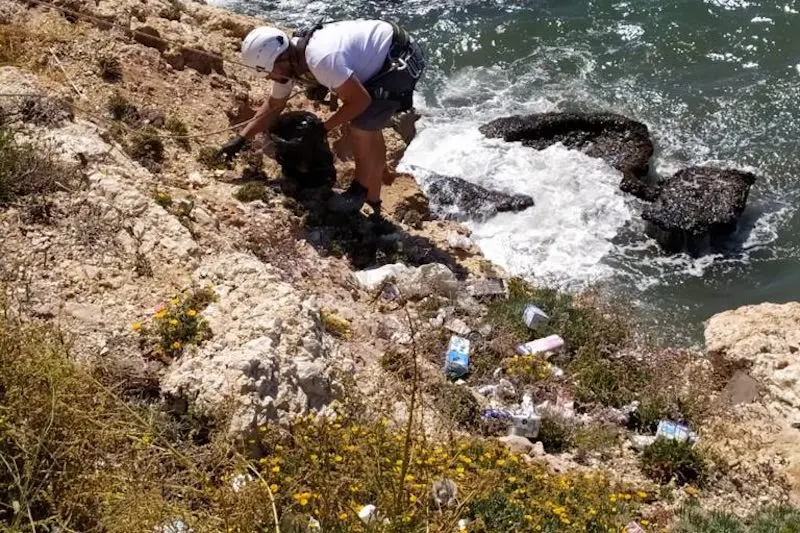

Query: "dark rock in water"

xmin=480 ymin=112 xmax=656 ymax=200
xmin=642 ymin=166 xmax=756 ymax=254
xmin=270 ymin=111 xmax=336 ymax=189
xmin=424 ymin=173 xmax=534 ymax=222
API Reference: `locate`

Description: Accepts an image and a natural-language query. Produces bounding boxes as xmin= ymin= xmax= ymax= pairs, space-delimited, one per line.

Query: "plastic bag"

xmin=270 ymin=111 xmax=336 ymax=189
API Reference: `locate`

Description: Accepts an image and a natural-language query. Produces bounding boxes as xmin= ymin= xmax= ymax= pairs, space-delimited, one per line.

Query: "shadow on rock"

xmin=283 ymin=186 xmax=468 ymax=277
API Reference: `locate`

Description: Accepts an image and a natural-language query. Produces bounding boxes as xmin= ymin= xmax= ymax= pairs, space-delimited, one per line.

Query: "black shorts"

xmin=352 ymin=41 xmax=426 ymax=131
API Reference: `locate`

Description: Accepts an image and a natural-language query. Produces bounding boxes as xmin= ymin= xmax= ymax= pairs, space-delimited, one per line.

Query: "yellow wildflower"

xmin=171 ymin=298 xmax=180 ymax=305
xmin=169 ymin=319 xmax=179 ymax=326
xmin=269 ymin=484 xmax=278 ymax=493
xmin=641 ymin=520 xmax=650 ymax=526
xmin=338 ymin=512 xmax=348 ymax=521
xmin=186 ymin=309 xmax=197 ymax=317
xmin=131 ymin=322 xmax=142 ymax=331
xmin=409 ymin=495 xmax=417 ymax=503
xmin=637 ymin=491 xmax=648 ymax=499
xmin=155 ymin=310 xmax=166 ymax=319
xmin=271 ymin=466 xmax=280 ymax=473
xmin=334 ymin=455 xmax=343 ymax=463
xmin=172 ymin=341 xmax=182 ymax=350
xmin=404 ymin=474 xmax=415 ymax=482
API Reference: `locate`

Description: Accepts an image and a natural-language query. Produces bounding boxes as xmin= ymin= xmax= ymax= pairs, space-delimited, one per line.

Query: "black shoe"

xmin=328 ymin=181 xmax=368 ymax=214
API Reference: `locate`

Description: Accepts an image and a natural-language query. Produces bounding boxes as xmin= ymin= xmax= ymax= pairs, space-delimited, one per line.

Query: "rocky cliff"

xmin=1 ymin=0 xmax=799 ymax=530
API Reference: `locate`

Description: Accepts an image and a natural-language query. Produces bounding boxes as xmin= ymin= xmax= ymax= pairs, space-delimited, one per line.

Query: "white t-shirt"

xmin=271 ymin=20 xmax=393 ymax=99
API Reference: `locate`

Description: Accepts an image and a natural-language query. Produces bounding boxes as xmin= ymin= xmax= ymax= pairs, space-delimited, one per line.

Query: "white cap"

xmin=241 ymin=26 xmax=290 ymax=73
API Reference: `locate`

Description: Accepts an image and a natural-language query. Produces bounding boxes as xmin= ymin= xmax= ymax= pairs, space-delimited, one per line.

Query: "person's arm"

xmin=241 ymin=96 xmax=289 ymax=138
xmin=323 ymin=75 xmax=372 ymax=133
xmin=219 ymin=95 xmax=288 ymax=160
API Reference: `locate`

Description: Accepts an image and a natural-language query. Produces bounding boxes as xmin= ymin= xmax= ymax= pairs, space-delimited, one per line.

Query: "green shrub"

xmin=536 ymin=414 xmax=574 ymax=454
xmin=640 ymin=438 xmax=707 ymax=485
xmin=97 ymin=55 xmax=122 ymax=83
xmin=107 ymin=91 xmax=139 ymax=122
xmin=196 ymin=146 xmax=228 ymax=170
xmin=127 ymin=128 xmax=164 ymax=172
xmin=0 ymin=124 xmax=81 ymax=207
xmin=432 ymin=382 xmax=481 ymax=430
xmin=673 ymin=502 xmax=800 ymax=533
xmin=164 ymin=117 xmax=190 ymax=150
xmin=234 ymin=182 xmax=271 ymax=203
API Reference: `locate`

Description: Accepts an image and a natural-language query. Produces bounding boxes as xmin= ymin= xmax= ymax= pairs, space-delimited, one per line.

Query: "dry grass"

xmin=0 ymin=123 xmax=83 ymax=214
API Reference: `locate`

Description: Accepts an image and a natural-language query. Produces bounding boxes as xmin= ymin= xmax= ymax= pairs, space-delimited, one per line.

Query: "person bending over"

xmin=219 ymin=19 xmax=426 ymax=214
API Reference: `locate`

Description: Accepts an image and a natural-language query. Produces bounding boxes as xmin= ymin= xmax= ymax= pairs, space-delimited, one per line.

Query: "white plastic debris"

xmin=522 ymin=304 xmax=549 ymax=329
xmin=230 ymin=473 xmax=251 ymax=493
xmin=308 ymin=517 xmax=321 ymax=531
xmin=353 ymin=263 xmax=458 ymax=298
xmin=359 ymin=504 xmax=378 ymax=525
xmin=516 ymin=334 xmax=565 ymax=356
xmin=352 ymin=263 xmax=411 ymax=291
xmin=431 ymin=478 xmax=459 ymax=508
xmin=458 ymin=518 xmax=470 ymax=531
xmin=510 ymin=393 xmax=541 ymax=438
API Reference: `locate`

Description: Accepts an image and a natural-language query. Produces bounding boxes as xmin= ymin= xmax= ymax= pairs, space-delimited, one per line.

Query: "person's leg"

xmin=349 ymin=126 xmax=386 ymax=203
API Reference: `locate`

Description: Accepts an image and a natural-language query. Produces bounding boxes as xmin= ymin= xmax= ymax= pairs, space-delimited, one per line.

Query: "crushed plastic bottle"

xmin=444 ymin=335 xmax=470 ymax=378
xmin=515 ymin=334 xmax=565 ymax=356
xmin=656 ymin=420 xmax=698 ymax=443
xmin=510 ymin=393 xmax=541 ymax=438
xmin=522 ymin=304 xmax=549 ymax=329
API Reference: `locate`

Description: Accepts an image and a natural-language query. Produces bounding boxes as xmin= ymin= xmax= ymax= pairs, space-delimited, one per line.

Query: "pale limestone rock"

xmin=161 ymin=253 xmax=340 ymax=434
xmin=706 ymin=302 xmax=800 ymax=409
xmin=88 ymin=172 xmax=199 ymax=261
xmin=498 ymin=434 xmax=535 ymax=455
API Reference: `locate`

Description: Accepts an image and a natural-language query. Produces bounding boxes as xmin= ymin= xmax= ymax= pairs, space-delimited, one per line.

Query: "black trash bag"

xmin=270 ymin=111 xmax=336 ymax=189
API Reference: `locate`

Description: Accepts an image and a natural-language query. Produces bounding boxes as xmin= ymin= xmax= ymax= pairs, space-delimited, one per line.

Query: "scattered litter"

xmin=358 ymin=504 xmax=378 ymax=525
xmin=606 ymin=400 xmax=639 ymax=425
xmin=230 ymin=473 xmax=252 ymax=493
xmin=630 ymin=435 xmax=657 ymax=450
xmin=468 ymin=278 xmax=507 ymax=299
xmin=445 ymin=317 xmax=471 ymax=337
xmin=448 ymin=232 xmax=473 ymax=250
xmin=551 ymin=366 xmax=565 ymax=378
xmin=656 ymin=420 xmax=698 ymax=443
xmin=458 ymin=518 xmax=470 ymax=531
xmin=515 ymin=334 xmax=565 ymax=356
xmin=444 ymin=335 xmax=470 ymax=378
xmin=477 ymin=379 xmax=516 ymax=403
xmin=510 ymin=393 xmax=541 ymax=439
xmin=625 ymin=521 xmax=646 ymax=533
xmin=454 ymin=379 xmax=466 ymax=386
xmin=431 ymin=478 xmax=459 ymax=508
xmin=308 ymin=517 xmax=321 ymax=531
xmin=352 ymin=263 xmax=458 ymax=298
xmin=482 ymin=408 xmax=514 ymax=421
xmin=492 ymin=367 xmax=504 ymax=379
xmin=522 ymin=304 xmax=549 ymax=329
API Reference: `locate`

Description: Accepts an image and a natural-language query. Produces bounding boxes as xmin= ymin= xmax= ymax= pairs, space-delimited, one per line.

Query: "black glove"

xmin=219 ymin=135 xmax=247 ymax=161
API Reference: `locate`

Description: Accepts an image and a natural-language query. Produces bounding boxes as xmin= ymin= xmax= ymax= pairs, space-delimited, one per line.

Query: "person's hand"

xmin=219 ymin=135 xmax=247 ymax=161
